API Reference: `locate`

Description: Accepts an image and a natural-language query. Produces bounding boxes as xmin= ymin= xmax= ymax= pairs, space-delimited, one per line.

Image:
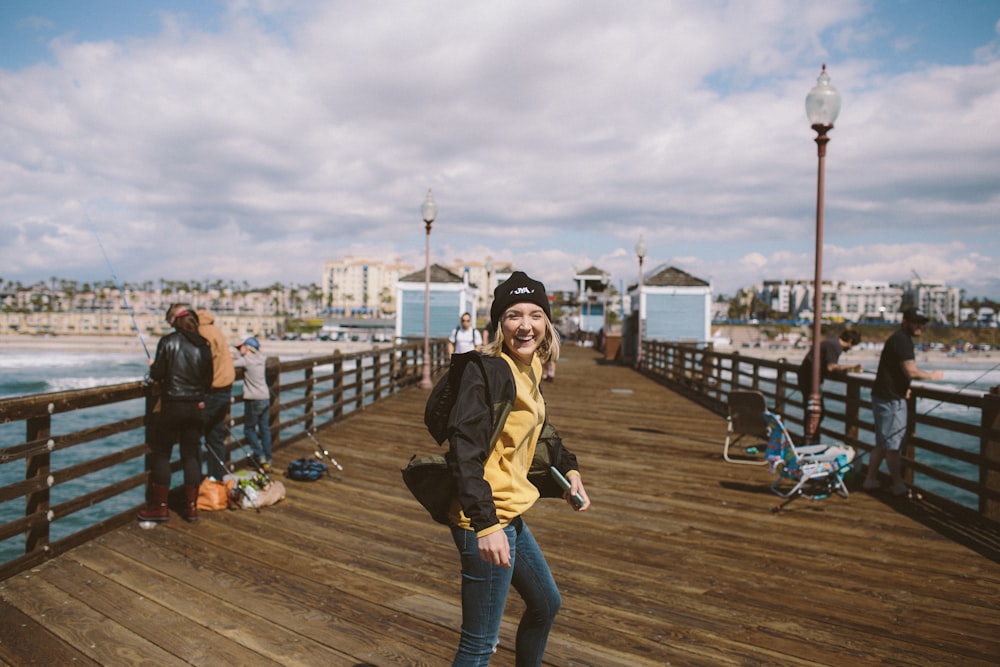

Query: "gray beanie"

xmin=490 ymin=271 xmax=551 ymax=330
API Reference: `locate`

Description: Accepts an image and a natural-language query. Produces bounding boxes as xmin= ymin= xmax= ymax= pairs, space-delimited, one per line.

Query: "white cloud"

xmin=0 ymin=0 xmax=997 ymax=299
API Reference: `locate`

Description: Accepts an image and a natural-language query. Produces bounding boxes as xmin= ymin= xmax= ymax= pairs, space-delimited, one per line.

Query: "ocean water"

xmin=746 ymin=358 xmax=1000 ymax=509
xmin=0 ymin=346 xmax=362 ymax=565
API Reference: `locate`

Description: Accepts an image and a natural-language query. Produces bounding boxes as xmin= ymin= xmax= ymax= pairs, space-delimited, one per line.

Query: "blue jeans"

xmin=203 ymin=390 xmax=231 ymax=479
xmin=243 ymin=399 xmax=272 ymax=463
xmin=450 ymin=517 xmax=561 ymax=666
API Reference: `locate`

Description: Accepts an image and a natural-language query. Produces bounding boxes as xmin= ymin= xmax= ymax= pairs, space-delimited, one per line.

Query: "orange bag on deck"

xmin=197 ymin=477 xmax=235 ymax=511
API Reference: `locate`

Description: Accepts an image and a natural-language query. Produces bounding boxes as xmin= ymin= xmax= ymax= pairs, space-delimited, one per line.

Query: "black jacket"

xmin=446 ymin=353 xmax=580 ymax=532
xmin=150 ymin=330 xmax=213 ymax=402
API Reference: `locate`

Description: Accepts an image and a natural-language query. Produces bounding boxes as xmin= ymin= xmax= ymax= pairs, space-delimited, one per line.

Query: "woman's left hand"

xmin=567 ymin=474 xmax=590 ymax=511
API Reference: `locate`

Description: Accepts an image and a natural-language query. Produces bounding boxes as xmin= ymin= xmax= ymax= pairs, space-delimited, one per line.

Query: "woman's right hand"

xmin=478 ymin=530 xmax=511 ymax=568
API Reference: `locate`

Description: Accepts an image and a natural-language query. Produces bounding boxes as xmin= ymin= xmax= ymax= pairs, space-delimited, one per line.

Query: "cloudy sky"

xmin=2 ymin=0 xmax=998 ymax=299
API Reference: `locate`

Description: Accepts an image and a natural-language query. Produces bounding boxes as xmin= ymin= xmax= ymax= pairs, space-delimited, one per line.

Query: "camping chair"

xmin=723 ymin=390 xmax=770 ymax=465
xmin=763 ymin=411 xmax=855 ymax=512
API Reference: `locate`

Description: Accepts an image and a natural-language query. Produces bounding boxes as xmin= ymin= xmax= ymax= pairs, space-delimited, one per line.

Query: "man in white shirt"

xmin=448 ymin=312 xmax=483 ymax=355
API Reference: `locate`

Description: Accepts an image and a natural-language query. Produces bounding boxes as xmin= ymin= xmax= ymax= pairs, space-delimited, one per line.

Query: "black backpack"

xmin=423 ymin=352 xmax=493 ymax=445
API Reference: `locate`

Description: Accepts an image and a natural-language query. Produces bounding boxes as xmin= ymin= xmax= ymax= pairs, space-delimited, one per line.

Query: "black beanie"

xmin=490 ymin=271 xmax=551 ymax=329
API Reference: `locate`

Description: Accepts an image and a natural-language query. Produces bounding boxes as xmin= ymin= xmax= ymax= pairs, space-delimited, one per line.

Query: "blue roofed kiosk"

xmin=395 ymin=264 xmax=479 ymax=340
xmin=629 ymin=265 xmax=712 ymax=357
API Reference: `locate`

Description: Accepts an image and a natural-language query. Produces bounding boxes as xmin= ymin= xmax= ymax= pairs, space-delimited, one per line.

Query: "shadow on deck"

xmin=2 ymin=345 xmax=999 ymax=666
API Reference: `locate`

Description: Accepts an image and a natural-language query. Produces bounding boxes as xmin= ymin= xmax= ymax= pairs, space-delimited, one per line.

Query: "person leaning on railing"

xmin=863 ymin=307 xmax=944 ymax=497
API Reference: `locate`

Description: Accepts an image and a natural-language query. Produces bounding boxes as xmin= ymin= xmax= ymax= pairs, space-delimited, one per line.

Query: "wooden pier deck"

xmin=2 ymin=345 xmax=999 ymax=666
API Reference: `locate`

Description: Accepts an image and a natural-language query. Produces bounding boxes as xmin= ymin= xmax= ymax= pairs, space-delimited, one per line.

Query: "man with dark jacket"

xmin=796 ymin=329 xmax=862 ymax=441
xmin=140 ymin=305 xmax=213 ymax=523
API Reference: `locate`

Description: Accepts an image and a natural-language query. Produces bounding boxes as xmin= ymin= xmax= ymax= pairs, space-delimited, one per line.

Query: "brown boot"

xmin=182 ymin=484 xmax=199 ymax=523
xmin=138 ymin=483 xmax=170 ymax=523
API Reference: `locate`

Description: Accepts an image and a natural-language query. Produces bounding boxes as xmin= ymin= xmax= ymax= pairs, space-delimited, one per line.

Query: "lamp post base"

xmin=804 ymin=393 xmax=822 ymax=445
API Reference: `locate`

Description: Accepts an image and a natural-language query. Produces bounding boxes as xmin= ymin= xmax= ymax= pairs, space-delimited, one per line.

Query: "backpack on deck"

xmin=285 ymin=457 xmax=328 ymax=481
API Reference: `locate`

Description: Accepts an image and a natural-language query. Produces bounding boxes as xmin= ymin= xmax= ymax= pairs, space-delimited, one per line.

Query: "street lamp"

xmin=804 ymin=65 xmax=841 ymax=444
xmin=419 ymin=189 xmax=438 ymax=389
xmin=635 ymin=235 xmax=646 ymax=368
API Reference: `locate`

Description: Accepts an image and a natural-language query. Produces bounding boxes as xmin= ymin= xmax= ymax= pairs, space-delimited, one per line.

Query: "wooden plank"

xmin=63 ymin=539 xmax=356 ymax=666
xmin=0 ymin=573 xmax=187 ymax=665
xmin=96 ymin=523 xmax=456 ymax=665
xmin=0 ymin=596 xmax=100 ymax=666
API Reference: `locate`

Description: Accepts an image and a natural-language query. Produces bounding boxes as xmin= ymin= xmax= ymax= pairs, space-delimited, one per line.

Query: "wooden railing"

xmin=0 ymin=339 xmax=448 ymax=580
xmin=639 ymin=340 xmax=1000 ymax=522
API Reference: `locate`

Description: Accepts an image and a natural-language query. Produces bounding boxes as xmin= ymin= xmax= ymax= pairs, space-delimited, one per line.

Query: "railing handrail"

xmin=0 ymin=339 xmax=449 ymax=580
xmin=638 ymin=340 xmax=1000 ymax=523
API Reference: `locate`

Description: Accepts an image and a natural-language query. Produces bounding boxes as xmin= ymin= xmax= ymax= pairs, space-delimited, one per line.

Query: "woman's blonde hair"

xmin=483 ymin=313 xmax=560 ymax=363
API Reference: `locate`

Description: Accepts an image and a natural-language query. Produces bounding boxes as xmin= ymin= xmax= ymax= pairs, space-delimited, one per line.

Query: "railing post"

xmin=266 ymin=357 xmax=280 ymax=450
xmin=774 ymin=359 xmax=789 ymax=415
xmin=332 ymin=352 xmax=344 ymax=421
xmin=374 ymin=349 xmax=384 ymax=399
xmin=24 ymin=414 xmax=51 ymax=556
xmin=844 ymin=377 xmax=861 ymax=449
xmin=355 ymin=356 xmax=364 ymax=410
xmin=143 ymin=386 xmax=159 ymax=500
xmin=981 ymin=391 xmax=1000 ymax=520
xmin=904 ymin=392 xmax=918 ymax=486
xmin=304 ymin=364 xmax=315 ymax=434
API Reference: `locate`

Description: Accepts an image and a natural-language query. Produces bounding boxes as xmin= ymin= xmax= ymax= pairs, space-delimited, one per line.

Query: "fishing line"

xmin=87 ymin=212 xmax=151 ymax=362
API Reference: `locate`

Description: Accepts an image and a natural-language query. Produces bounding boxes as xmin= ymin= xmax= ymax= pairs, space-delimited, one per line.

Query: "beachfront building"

xmin=758 ymin=279 xmax=904 ymax=323
xmin=904 ymin=278 xmax=961 ymax=326
xmin=755 ymin=278 xmax=960 ymax=325
xmin=321 ymin=256 xmax=413 ymax=316
xmin=630 ymin=265 xmax=712 ymax=345
xmin=448 ymin=259 xmax=513 ymax=323
xmin=394 ymin=264 xmax=479 ymax=341
xmin=574 ymin=266 xmax=611 ymax=335
xmin=0 ymin=310 xmax=282 ymax=340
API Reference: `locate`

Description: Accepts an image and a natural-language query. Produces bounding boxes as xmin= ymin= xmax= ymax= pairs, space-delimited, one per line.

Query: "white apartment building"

xmin=448 ymin=258 xmax=513 ymax=319
xmin=905 ymin=279 xmax=961 ymax=325
xmin=758 ymin=279 xmax=960 ymax=324
xmin=321 ymin=257 xmax=413 ymax=316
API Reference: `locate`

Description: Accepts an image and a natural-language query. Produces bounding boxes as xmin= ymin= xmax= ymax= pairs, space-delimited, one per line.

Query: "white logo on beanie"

xmin=511 ymin=287 xmax=533 ymax=296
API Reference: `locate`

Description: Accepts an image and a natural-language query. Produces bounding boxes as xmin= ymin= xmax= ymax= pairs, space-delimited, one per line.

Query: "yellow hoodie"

xmin=453 ymin=352 xmax=545 ymax=536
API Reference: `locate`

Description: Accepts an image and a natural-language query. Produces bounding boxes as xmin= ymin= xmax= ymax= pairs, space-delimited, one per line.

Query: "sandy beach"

xmin=2 ymin=334 xmax=996 ymax=368
xmin=0 ymin=334 xmax=381 ymax=359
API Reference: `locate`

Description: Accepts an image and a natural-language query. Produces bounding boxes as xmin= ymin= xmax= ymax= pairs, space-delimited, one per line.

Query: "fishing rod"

xmin=87 ymin=212 xmax=151 ymax=362
xmin=305 ymin=429 xmax=344 ymax=471
xmin=202 ymin=427 xmax=267 ymax=513
xmin=219 ymin=419 xmax=273 ymax=486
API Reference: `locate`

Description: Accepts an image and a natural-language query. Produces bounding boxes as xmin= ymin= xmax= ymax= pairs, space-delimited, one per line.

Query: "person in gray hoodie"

xmin=233 ymin=337 xmax=272 ymax=468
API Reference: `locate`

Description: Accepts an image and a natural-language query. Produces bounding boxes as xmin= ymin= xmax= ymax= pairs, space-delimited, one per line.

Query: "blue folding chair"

xmin=763 ymin=411 xmax=855 ymax=512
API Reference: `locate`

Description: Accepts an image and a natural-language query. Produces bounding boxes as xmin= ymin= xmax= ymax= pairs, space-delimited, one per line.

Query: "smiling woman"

xmin=439 ymin=270 xmax=589 ymax=664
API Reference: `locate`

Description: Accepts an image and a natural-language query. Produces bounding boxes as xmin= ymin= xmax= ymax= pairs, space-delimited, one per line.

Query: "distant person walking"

xmin=197 ymin=309 xmax=236 ymax=480
xmin=232 ymin=336 xmax=272 ymax=469
xmin=863 ymin=307 xmax=944 ymax=496
xmin=139 ymin=305 xmax=212 ymax=524
xmin=447 ymin=312 xmax=483 ymax=356
xmin=796 ymin=329 xmax=862 ymax=441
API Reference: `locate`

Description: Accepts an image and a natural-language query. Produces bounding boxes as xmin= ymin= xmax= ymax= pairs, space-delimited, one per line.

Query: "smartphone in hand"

xmin=549 ymin=466 xmax=584 ymax=508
